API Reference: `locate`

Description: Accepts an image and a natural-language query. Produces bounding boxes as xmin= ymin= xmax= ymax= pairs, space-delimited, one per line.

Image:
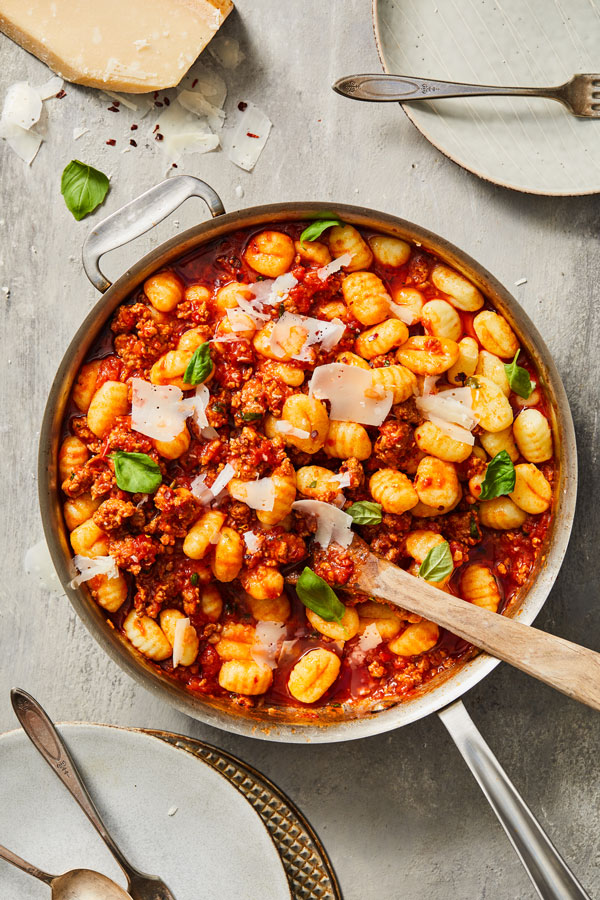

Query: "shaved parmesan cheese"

xmin=228 ymin=102 xmax=271 ymax=171
xmin=274 ymin=420 xmax=310 ymax=440
xmin=317 ymin=253 xmax=352 ymax=281
xmin=210 ymin=463 xmax=236 ymax=497
xmin=37 ymin=76 xmax=63 ymax=100
xmin=348 ymin=622 xmax=382 ymax=667
xmin=190 ymin=384 xmax=210 ymax=429
xmin=70 ymin=555 xmax=118 ymax=588
xmin=358 ymin=622 xmax=383 ymax=651
xmin=201 ymin=426 xmax=219 ymax=440
xmin=131 ymin=378 xmax=194 ymax=441
xmin=73 ymin=126 xmax=89 ymax=140
xmin=226 ymin=308 xmax=256 ymax=331
xmin=332 ymin=493 xmax=346 ymax=509
xmin=101 ymin=89 xmax=146 ymax=111
xmin=153 ymin=102 xmax=219 ymax=165
xmin=243 ymin=531 xmax=261 ymax=553
xmin=208 ymin=35 xmax=245 ymax=69
xmin=332 ymin=472 xmax=352 ymax=489
xmin=246 ymin=272 xmax=298 ymax=308
xmin=172 ymin=616 xmax=192 ymax=668
xmin=292 ymin=499 xmax=353 ymax=549
xmin=423 ymin=375 xmax=439 ymax=396
xmin=309 ymin=363 xmax=393 ymax=426
xmin=233 ymin=296 xmax=270 ymax=326
xmin=0 ymin=120 xmax=42 ymax=164
xmin=270 ymin=312 xmax=345 ymax=361
xmin=190 ymin=474 xmax=213 ymax=505
xmin=229 ymin=477 xmax=275 ymax=512
xmin=388 ymin=299 xmax=418 ymax=326
xmin=252 ymin=622 xmax=286 ymax=669
xmin=181 ymin=65 xmax=227 ymax=109
xmin=2 ymin=82 xmax=42 ymax=130
xmin=416 ymin=387 xmax=478 ymax=445
xmin=177 ymin=89 xmax=225 ymax=132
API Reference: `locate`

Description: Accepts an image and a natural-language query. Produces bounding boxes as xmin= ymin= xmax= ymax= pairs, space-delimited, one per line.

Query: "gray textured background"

xmin=1 ymin=2 xmax=599 ymax=898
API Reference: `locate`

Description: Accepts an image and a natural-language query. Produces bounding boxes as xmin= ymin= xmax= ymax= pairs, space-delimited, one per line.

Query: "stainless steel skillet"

xmin=38 ymin=176 xmax=583 ymax=898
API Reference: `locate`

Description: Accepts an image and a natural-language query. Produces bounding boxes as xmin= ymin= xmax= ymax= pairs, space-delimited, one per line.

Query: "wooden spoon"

xmin=306 ymin=539 xmax=600 ymax=712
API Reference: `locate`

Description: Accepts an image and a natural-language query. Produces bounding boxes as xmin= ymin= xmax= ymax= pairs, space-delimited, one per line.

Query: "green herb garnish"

xmin=241 ymin=411 xmax=263 ymax=422
xmin=418 ymin=541 xmax=453 ymax=582
xmin=190 ymin=573 xmax=199 ymax=586
xmin=300 ymin=217 xmax=343 ymax=246
xmin=346 ymin=500 xmax=383 ymax=525
xmin=469 ymin=515 xmax=480 ymax=540
xmin=296 ymin=567 xmax=345 ymax=623
xmin=183 ymin=343 xmax=213 ymax=386
xmin=504 ymin=350 xmax=534 ymax=399
xmin=61 ymin=160 xmax=109 ymax=221
xmin=111 ymin=451 xmax=162 ymax=493
xmin=479 ymin=450 xmax=516 ymax=501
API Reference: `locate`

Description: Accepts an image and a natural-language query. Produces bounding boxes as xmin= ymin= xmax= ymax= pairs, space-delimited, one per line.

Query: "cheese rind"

xmin=0 ymin=0 xmax=233 ymax=93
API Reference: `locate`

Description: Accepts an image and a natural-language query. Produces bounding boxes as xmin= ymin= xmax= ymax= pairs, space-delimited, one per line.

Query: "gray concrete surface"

xmin=1 ymin=2 xmax=599 ymax=898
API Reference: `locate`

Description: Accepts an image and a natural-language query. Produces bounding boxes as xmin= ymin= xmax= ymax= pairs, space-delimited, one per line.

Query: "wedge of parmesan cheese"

xmin=0 ymin=0 xmax=233 ymax=93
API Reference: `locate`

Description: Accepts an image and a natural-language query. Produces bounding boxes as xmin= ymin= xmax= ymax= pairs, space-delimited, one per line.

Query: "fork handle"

xmin=439 ymin=701 xmax=590 ymax=900
xmin=10 ymin=689 xmax=138 ymax=886
xmin=333 ymin=73 xmax=559 ymax=102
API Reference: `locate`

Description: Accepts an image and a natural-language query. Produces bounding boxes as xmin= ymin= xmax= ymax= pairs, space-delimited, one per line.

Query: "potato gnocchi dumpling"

xmin=61 ymin=218 xmax=556 ymax=716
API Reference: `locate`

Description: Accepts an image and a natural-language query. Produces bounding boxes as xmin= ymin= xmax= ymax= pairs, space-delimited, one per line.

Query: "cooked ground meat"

xmin=393 ymin=397 xmax=423 ymax=425
xmin=373 ymin=420 xmax=418 ymax=469
xmin=109 ymin=534 xmax=161 ymax=575
xmin=227 ymin=427 xmax=286 ymax=479
xmin=93 ymin=498 xmax=140 ymax=534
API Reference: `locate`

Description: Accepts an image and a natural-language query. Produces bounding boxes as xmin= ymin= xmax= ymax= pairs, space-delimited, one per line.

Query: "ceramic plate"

xmin=0 ymin=724 xmax=292 ymax=899
xmin=373 ymin=0 xmax=600 ymax=195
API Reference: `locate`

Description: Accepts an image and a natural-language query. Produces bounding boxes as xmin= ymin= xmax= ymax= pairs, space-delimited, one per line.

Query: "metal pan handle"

xmin=82 ymin=175 xmax=225 ymax=293
xmin=438 ymin=700 xmax=589 ymax=899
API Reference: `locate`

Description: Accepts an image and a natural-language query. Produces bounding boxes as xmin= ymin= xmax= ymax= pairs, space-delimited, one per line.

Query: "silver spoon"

xmin=11 ymin=689 xmax=177 ymax=900
xmin=0 ymin=844 xmax=130 ymax=899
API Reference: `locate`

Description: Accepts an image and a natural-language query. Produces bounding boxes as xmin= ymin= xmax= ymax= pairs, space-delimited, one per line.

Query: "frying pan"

xmin=39 ymin=176 xmax=583 ymax=898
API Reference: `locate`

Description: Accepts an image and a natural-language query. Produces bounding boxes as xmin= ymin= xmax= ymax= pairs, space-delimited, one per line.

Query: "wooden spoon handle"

xmin=355 ymin=552 xmax=600 ymax=712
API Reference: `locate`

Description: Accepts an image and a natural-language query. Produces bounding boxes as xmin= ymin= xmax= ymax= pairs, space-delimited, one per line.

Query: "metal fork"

xmin=11 ymin=689 xmax=177 ymax=900
xmin=333 ymin=73 xmax=600 ymax=118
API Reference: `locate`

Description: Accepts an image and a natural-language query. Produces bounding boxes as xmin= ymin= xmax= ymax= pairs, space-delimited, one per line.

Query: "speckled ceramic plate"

xmin=0 ymin=724 xmax=340 ymax=900
xmin=373 ymin=0 xmax=600 ymax=195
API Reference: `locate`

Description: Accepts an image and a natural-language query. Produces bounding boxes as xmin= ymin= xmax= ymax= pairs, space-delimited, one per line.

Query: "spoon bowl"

xmin=52 ymin=869 xmax=131 ymax=900
xmin=0 ymin=844 xmax=130 ymax=900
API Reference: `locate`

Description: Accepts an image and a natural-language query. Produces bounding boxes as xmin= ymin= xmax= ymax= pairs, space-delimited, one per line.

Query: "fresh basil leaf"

xmin=112 ymin=451 xmax=162 ymax=493
xmin=241 ymin=411 xmax=263 ymax=422
xmin=61 ymin=160 xmax=109 ymax=221
xmin=418 ymin=541 xmax=453 ymax=582
xmin=296 ymin=567 xmax=345 ymax=623
xmin=479 ymin=450 xmax=516 ymax=501
xmin=300 ymin=217 xmax=343 ymax=246
xmin=504 ymin=350 xmax=533 ymax=399
xmin=183 ymin=342 xmax=212 ymax=386
xmin=347 ymin=500 xmax=383 ymax=525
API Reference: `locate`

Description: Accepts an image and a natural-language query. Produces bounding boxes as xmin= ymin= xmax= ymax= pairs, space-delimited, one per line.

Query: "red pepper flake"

xmin=107 ymin=105 xmax=120 ymax=112
xmin=246 ymin=132 xmax=259 ymax=138
xmin=153 ymin=124 xmax=160 ymax=133
xmin=153 ymin=90 xmax=159 ymax=99
xmin=131 ymin=123 xmax=138 ymax=131
xmin=155 ymin=132 xmax=164 ymax=141
xmin=55 ymin=89 xmax=66 ymax=99
xmin=106 ymin=139 xmax=116 ymax=146
xmin=155 ymin=100 xmax=164 ymax=107
xmin=172 ymin=163 xmax=178 ymax=168
xmin=130 ymin=139 xmax=137 ymax=147
xmin=164 ymin=97 xmax=170 ymax=106
xmin=191 ymin=78 xmax=198 ymax=88
xmin=238 ymin=100 xmax=247 ymax=111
